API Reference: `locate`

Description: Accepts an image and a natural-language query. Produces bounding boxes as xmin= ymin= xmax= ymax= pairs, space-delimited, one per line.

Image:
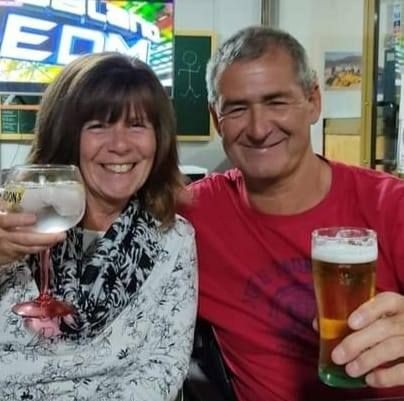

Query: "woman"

xmin=0 ymin=53 xmax=197 ymax=401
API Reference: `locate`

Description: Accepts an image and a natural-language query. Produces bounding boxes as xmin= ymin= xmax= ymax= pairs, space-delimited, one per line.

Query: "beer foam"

xmin=312 ymin=243 xmax=377 ymax=264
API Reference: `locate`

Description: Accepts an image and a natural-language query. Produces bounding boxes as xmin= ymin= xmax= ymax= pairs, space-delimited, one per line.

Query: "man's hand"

xmin=331 ymin=292 xmax=404 ymax=387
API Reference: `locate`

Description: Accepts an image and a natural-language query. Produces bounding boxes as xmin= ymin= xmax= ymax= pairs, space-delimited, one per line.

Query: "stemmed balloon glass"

xmin=2 ymin=165 xmax=85 ymax=319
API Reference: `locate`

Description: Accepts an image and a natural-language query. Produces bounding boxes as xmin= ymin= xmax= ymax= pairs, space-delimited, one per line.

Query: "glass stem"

xmin=39 ymin=248 xmax=51 ymax=297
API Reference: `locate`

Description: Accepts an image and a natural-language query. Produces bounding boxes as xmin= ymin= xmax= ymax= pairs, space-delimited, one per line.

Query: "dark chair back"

xmin=191 ymin=319 xmax=237 ymax=401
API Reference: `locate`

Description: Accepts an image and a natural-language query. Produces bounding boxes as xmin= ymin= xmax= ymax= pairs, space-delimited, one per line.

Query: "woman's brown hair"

xmin=29 ymin=52 xmax=183 ymax=226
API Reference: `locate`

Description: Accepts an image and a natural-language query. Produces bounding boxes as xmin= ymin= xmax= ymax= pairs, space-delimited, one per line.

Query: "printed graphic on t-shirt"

xmin=243 ymin=257 xmax=317 ymax=357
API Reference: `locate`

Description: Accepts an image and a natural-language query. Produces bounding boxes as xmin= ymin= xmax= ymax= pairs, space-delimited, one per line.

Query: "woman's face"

xmin=79 ymin=111 xmax=156 ymax=213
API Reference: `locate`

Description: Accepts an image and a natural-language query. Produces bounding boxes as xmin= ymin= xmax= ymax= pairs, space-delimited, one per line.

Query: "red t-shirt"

xmin=180 ymin=160 xmax=404 ymax=401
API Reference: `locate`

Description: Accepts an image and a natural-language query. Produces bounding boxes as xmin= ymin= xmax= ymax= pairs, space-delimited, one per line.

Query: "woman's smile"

xmin=102 ymin=163 xmax=135 ymax=173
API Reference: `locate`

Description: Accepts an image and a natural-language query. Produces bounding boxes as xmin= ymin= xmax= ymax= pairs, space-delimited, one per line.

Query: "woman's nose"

xmin=108 ymin=124 xmax=131 ymax=152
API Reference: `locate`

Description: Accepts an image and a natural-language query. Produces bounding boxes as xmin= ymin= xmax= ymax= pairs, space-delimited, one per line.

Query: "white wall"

xmin=278 ymin=0 xmax=365 ymax=153
xmin=1 ymin=142 xmax=30 ymax=170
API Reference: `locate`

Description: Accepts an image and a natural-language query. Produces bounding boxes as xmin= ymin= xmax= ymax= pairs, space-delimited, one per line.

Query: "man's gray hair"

xmin=206 ymin=26 xmax=317 ymax=104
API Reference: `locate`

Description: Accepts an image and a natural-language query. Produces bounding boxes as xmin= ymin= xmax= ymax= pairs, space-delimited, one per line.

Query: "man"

xmin=180 ymin=26 xmax=404 ymax=401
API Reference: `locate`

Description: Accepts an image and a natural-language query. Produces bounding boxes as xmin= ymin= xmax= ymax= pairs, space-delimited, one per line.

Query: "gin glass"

xmin=2 ymin=164 xmax=85 ymax=319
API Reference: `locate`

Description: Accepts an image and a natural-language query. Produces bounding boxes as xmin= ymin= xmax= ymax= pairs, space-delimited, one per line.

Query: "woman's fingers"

xmin=0 ymin=212 xmax=37 ymax=229
xmin=0 ymin=212 xmax=66 ymax=265
xmin=7 ymin=231 xmax=66 ymax=247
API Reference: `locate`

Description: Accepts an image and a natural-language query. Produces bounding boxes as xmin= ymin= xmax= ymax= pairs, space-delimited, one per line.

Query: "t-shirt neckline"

xmin=237 ymin=158 xmax=341 ymax=224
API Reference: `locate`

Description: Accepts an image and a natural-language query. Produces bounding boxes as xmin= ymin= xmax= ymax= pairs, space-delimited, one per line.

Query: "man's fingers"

xmin=344 ymin=335 xmax=404 ymax=377
xmin=348 ymin=292 xmax=404 ymax=330
xmin=332 ymin=314 xmax=404 ymax=365
xmin=312 ymin=317 xmax=318 ymax=332
xmin=366 ymin=358 xmax=404 ymax=387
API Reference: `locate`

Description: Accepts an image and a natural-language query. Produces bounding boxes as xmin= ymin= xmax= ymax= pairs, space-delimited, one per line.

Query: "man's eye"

xmin=222 ymin=107 xmax=246 ymax=118
xmin=266 ymin=100 xmax=288 ymax=107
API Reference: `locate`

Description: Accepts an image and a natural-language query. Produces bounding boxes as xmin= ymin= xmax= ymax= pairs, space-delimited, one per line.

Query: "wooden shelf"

xmin=0 ymin=104 xmax=39 ymax=111
xmin=0 ymin=134 xmax=34 ymax=141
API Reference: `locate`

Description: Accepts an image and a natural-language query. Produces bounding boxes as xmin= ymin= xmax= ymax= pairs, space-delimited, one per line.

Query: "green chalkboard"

xmin=19 ymin=110 xmax=36 ymax=133
xmin=173 ymin=32 xmax=214 ymax=141
xmin=0 ymin=95 xmax=39 ymax=138
xmin=1 ymin=109 xmax=18 ymax=133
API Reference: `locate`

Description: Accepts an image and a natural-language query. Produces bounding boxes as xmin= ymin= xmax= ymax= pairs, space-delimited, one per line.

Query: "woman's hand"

xmin=0 ymin=211 xmax=65 ymax=266
xmin=331 ymin=291 xmax=404 ymax=387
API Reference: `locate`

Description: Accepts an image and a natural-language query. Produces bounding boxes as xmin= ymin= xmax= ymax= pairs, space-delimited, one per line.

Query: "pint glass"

xmin=312 ymin=227 xmax=377 ymax=388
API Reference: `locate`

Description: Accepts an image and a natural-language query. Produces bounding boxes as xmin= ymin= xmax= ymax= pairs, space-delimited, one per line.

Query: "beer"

xmin=311 ymin=227 xmax=377 ymax=388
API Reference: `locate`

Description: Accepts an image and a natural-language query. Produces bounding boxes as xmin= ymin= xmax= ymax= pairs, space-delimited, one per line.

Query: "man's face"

xmin=211 ymin=48 xmax=321 ymax=185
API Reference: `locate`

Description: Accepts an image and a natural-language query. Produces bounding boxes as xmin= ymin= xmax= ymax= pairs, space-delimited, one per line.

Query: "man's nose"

xmin=248 ymin=106 xmax=272 ymax=140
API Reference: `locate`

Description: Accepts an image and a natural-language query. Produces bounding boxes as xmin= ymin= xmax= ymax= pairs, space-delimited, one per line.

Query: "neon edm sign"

xmin=0 ymin=0 xmax=160 ymax=65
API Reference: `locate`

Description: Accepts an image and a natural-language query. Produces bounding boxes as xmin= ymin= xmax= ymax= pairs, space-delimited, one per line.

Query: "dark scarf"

xmin=30 ymin=199 xmax=163 ymax=339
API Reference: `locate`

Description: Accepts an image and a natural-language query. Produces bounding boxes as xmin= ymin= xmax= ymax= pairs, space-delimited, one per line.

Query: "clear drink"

xmin=2 ymin=164 xmax=86 ymax=321
xmin=312 ymin=227 xmax=377 ymax=388
xmin=3 ymin=181 xmax=85 ymax=233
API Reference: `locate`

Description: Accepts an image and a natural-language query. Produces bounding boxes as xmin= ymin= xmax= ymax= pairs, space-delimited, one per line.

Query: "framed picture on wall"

xmin=324 ymin=51 xmax=362 ymax=91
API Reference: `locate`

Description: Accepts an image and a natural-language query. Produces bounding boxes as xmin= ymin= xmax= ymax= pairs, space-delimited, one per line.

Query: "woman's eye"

xmin=131 ymin=121 xmax=145 ymax=128
xmin=129 ymin=119 xmax=154 ymax=130
xmin=84 ymin=121 xmax=107 ymax=130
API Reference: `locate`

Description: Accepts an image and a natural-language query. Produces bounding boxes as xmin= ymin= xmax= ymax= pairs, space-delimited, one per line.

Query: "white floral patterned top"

xmin=0 ymin=204 xmax=197 ymax=401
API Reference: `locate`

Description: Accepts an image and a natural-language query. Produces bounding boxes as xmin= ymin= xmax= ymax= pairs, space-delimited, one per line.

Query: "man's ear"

xmin=308 ymin=84 xmax=322 ymax=125
xmin=209 ymin=104 xmax=222 ymax=138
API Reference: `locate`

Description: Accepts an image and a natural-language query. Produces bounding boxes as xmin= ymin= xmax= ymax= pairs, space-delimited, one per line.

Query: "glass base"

xmin=12 ymin=295 xmax=75 ymax=319
xmin=319 ymin=365 xmax=367 ymax=388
